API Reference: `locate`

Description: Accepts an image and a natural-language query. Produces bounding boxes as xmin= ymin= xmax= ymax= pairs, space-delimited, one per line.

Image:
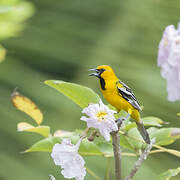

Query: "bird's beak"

xmin=88 ymin=68 xmax=100 ymax=77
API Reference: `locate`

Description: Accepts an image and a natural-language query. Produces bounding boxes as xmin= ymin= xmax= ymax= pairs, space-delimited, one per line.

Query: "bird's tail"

xmin=136 ymin=122 xmax=150 ymax=144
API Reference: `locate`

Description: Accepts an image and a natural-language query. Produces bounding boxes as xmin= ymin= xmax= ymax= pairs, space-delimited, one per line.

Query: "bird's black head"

xmin=89 ymin=65 xmax=114 ymax=90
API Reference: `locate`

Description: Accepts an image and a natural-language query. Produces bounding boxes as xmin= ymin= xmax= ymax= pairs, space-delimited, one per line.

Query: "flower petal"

xmin=49 ymin=175 xmax=56 ymax=180
xmin=81 ymin=100 xmax=118 ymax=141
xmin=51 ymin=138 xmax=86 ymax=180
xmin=158 ymin=22 xmax=180 ymax=101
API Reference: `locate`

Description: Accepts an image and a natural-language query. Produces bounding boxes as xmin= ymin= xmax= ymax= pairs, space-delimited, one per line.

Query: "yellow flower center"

xmin=96 ymin=112 xmax=107 ymax=122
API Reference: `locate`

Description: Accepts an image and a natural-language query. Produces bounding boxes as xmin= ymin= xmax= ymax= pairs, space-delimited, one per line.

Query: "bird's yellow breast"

xmin=100 ymin=80 xmax=140 ymax=121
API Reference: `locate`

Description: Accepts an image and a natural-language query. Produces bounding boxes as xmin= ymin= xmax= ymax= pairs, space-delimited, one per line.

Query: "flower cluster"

xmin=158 ymin=22 xmax=180 ymax=101
xmin=81 ymin=100 xmax=118 ymax=141
xmin=51 ymin=100 xmax=118 ymax=180
xmin=51 ymin=138 xmax=86 ymax=180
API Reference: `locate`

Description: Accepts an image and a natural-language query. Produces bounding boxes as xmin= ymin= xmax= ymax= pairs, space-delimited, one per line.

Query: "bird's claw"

xmin=115 ymin=117 xmax=126 ymax=129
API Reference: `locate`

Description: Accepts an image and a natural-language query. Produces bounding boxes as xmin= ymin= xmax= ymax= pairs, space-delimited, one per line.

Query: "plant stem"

xmin=153 ymin=144 xmax=180 ymax=158
xmin=111 ymin=131 xmax=122 ymax=180
xmin=80 ymin=128 xmax=90 ymax=138
xmin=125 ymin=139 xmax=154 ymax=180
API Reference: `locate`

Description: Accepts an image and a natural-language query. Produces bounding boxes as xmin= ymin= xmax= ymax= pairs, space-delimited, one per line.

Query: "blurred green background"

xmin=0 ymin=0 xmax=180 ymax=179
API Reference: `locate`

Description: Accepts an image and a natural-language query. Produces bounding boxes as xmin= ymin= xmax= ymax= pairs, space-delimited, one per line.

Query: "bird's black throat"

xmin=99 ymin=77 xmax=106 ymax=90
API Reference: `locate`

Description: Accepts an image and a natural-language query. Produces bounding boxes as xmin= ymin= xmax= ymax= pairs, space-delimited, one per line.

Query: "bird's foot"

xmin=115 ymin=114 xmax=130 ymax=129
xmin=115 ymin=117 xmax=126 ymax=129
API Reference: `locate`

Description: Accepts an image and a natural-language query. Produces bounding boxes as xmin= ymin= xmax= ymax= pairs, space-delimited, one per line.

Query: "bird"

xmin=89 ymin=65 xmax=150 ymax=144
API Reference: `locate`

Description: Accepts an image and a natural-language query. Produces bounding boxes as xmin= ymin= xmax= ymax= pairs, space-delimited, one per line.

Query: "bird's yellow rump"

xmin=89 ymin=65 xmax=150 ymax=144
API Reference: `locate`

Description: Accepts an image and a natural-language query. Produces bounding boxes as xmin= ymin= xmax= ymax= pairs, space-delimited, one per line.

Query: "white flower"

xmin=80 ymin=100 xmax=118 ymax=141
xmin=49 ymin=175 xmax=56 ymax=180
xmin=157 ymin=22 xmax=180 ymax=101
xmin=51 ymin=138 xmax=86 ymax=180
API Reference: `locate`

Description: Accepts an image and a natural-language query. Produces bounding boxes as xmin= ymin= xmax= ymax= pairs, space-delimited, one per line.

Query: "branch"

xmin=153 ymin=144 xmax=180 ymax=158
xmin=86 ymin=167 xmax=101 ymax=180
xmin=80 ymin=128 xmax=90 ymax=138
xmin=111 ymin=131 xmax=122 ymax=180
xmin=125 ymin=138 xmax=155 ymax=180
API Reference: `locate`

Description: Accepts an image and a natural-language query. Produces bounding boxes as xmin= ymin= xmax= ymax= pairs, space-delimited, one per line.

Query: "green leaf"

xmin=17 ymin=122 xmax=50 ymax=137
xmin=93 ymin=137 xmax=113 ymax=157
xmin=115 ymin=110 xmax=129 ymax=120
xmin=26 ymin=130 xmax=75 ymax=152
xmin=25 ymin=136 xmax=61 ymax=152
xmin=79 ymin=138 xmax=103 ymax=156
xmin=149 ymin=127 xmax=175 ymax=146
xmin=119 ymin=126 xmax=180 ymax=152
xmin=0 ymin=45 xmax=6 ymax=62
xmin=157 ymin=167 xmax=180 ymax=180
xmin=126 ymin=128 xmax=145 ymax=151
xmin=142 ymin=116 xmax=167 ymax=126
xmin=121 ymin=126 xmax=180 ymax=151
xmin=119 ymin=133 xmax=135 ymax=151
xmin=171 ymin=128 xmax=180 ymax=139
xmin=124 ymin=116 xmax=166 ymax=131
xmin=44 ymin=80 xmax=100 ymax=108
xmin=0 ymin=2 xmax=34 ymax=40
xmin=25 ymin=132 xmax=104 ymax=156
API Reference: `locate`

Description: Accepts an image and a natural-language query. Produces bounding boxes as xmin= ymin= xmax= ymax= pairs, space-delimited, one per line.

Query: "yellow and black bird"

xmin=89 ymin=65 xmax=150 ymax=144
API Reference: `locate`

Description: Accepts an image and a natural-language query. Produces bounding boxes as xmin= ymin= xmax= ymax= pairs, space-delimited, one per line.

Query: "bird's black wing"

xmin=116 ymin=80 xmax=142 ymax=111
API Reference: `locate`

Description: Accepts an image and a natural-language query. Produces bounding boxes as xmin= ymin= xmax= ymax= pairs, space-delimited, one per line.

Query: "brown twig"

xmin=111 ymin=131 xmax=122 ymax=180
xmin=80 ymin=128 xmax=90 ymax=139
